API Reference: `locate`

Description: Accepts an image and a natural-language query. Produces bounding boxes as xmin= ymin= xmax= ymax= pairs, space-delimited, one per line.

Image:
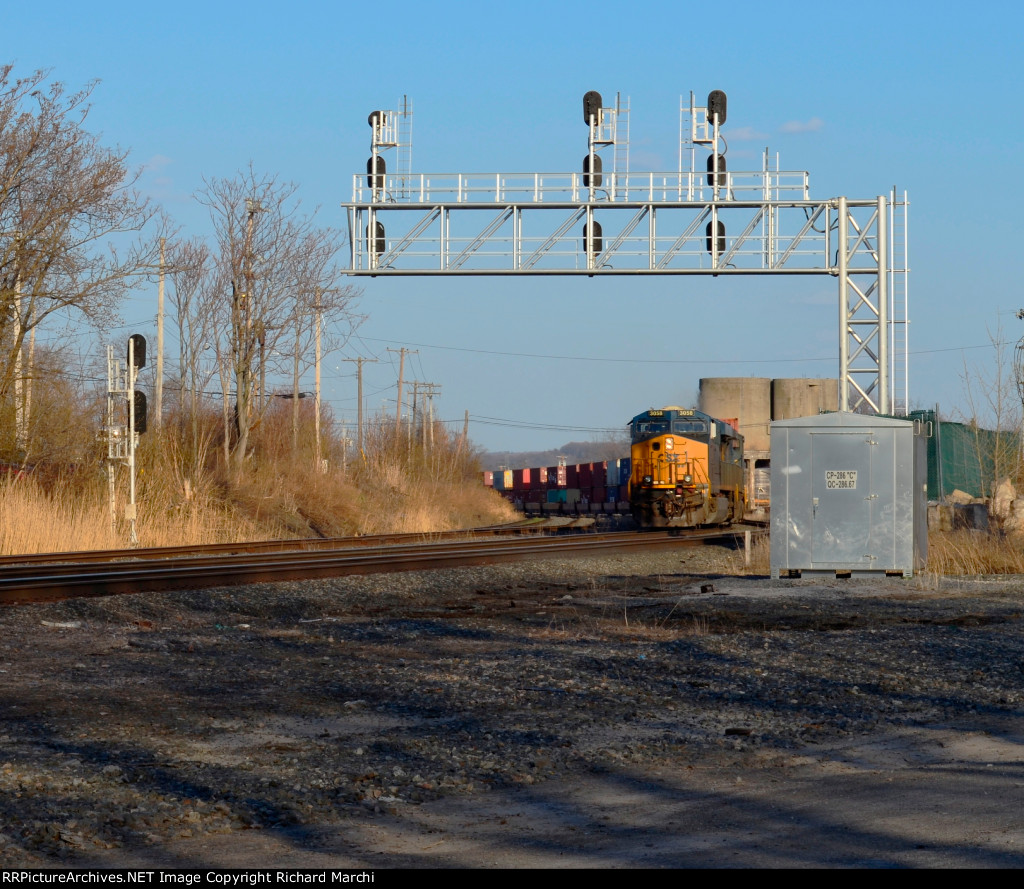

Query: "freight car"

xmin=483 ymin=458 xmax=631 ymax=516
xmin=628 ymin=406 xmax=745 ymax=529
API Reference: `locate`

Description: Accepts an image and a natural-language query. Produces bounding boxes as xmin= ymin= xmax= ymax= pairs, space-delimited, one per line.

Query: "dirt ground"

xmin=75 ymin=716 xmax=1024 ymax=869
xmin=1 ymin=548 xmax=1023 ymax=869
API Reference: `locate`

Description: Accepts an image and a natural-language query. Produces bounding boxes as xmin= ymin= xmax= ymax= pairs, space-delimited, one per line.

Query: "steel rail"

xmin=0 ymin=526 xmax=758 ymax=606
xmin=0 ymin=522 xmax=557 ymax=570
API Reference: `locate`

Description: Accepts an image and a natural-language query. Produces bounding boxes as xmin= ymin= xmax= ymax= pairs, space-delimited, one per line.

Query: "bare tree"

xmin=163 ymin=237 xmax=221 ymax=472
xmin=956 ymin=323 xmax=1023 ymax=494
xmin=196 ymin=166 xmax=358 ymax=471
xmin=0 ymin=66 xmax=158 ymax=409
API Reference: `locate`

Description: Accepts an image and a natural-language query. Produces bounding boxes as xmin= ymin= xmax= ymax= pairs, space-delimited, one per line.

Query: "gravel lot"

xmin=1 ymin=541 xmax=1023 ymax=868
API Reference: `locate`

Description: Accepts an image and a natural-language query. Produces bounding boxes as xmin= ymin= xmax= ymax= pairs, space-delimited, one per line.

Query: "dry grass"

xmin=735 ymin=528 xmax=1024 ymax=579
xmin=0 ymin=406 xmax=514 ymax=554
xmin=925 ymin=530 xmax=1024 ymax=576
xmin=0 ymin=477 xmax=118 ymax=554
xmin=738 ymin=534 xmax=771 ymax=574
xmin=611 ymin=607 xmax=713 ymax=641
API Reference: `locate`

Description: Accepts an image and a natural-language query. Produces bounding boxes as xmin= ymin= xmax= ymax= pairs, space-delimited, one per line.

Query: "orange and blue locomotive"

xmin=628 ymin=406 xmax=745 ymax=529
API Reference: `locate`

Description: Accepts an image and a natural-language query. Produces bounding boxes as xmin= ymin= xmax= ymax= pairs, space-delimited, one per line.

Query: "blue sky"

xmin=8 ymin=0 xmax=1024 ymax=452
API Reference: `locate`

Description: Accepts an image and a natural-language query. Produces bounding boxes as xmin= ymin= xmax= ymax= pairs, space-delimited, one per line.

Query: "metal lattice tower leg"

xmin=888 ymin=188 xmax=910 ymax=415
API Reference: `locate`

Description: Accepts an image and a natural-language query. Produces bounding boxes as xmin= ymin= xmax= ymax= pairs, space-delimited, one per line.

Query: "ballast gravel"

xmin=0 ymin=543 xmax=1023 ymax=866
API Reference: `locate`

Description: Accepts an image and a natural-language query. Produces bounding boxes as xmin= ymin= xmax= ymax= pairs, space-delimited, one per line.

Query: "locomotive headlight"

xmin=683 ymin=473 xmax=693 ymax=484
xmin=642 ymin=475 xmax=653 ymax=485
xmin=665 ymin=437 xmax=674 ymax=450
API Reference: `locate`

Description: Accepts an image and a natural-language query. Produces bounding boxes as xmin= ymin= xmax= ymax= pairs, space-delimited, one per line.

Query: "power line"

xmin=356 ymin=335 xmax=1005 ymax=365
xmin=472 ymin=414 xmax=624 ymax=434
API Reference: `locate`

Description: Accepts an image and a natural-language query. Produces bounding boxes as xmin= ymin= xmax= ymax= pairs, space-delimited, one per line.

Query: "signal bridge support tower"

xmin=344 ymin=92 xmax=909 ymax=416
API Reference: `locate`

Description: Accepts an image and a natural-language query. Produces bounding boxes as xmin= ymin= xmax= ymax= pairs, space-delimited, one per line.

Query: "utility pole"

xmin=155 ymin=237 xmax=165 ymax=428
xmin=343 ymin=356 xmax=378 ymax=455
xmin=10 ymin=228 xmax=30 ymax=458
xmin=409 ymin=380 xmax=420 ymax=450
xmin=457 ymin=409 xmax=469 ymax=459
xmin=387 ymin=347 xmax=417 ymax=434
xmin=340 ymin=424 xmax=352 ymax=475
xmin=419 ymin=382 xmax=441 ymax=452
xmin=292 ymin=315 xmax=302 ymax=454
xmin=314 ymin=291 xmax=325 ymax=472
xmin=232 ymin=198 xmax=264 ymax=465
xmin=257 ymin=321 xmax=266 ymax=412
xmin=13 ymin=243 xmax=24 ymax=455
xmin=24 ymin=305 xmax=35 ymax=456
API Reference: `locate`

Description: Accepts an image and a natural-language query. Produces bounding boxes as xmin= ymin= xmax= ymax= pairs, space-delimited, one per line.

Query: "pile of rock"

xmin=989 ymin=477 xmax=1024 ymax=533
xmin=928 ymin=477 xmax=1024 ymax=534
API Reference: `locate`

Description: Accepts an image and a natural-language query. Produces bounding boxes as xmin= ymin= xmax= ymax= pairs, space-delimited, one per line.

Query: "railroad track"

xmin=0 ymin=525 xmax=762 ymax=607
xmin=0 ymin=521 xmax=563 ymax=570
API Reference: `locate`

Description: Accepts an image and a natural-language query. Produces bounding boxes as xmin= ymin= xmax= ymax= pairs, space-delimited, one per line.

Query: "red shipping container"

xmin=578 ymin=463 xmax=593 ymax=487
xmin=591 ymin=461 xmax=607 ymax=487
xmin=482 ymin=471 xmax=494 ymax=487
xmin=564 ymin=465 xmax=579 ymax=487
xmin=512 ymin=468 xmax=532 ymax=491
xmin=591 ymin=485 xmax=606 ymax=504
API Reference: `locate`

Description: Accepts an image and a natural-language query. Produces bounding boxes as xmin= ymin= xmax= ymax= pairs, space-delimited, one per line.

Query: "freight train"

xmin=483 ymin=405 xmax=747 ymax=529
xmin=627 ymin=406 xmax=745 ymax=529
xmin=483 ymin=458 xmax=631 ymax=516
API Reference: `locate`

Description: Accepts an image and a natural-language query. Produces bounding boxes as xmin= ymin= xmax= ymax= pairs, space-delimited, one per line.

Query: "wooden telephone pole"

xmin=387 ymin=347 xmax=417 ymax=433
xmin=343 ymin=356 xmax=378 ymax=455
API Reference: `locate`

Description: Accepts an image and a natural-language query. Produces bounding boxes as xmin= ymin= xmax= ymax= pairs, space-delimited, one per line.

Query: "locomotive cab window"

xmin=632 ymin=420 xmax=669 ymax=441
xmin=672 ymin=419 xmax=708 ymax=437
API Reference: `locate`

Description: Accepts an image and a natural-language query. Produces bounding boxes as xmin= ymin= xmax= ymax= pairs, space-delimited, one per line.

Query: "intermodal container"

xmin=482 ymin=471 xmax=494 ymax=487
xmin=591 ymin=461 xmax=607 ymax=487
xmin=547 ymin=488 xmax=582 ymax=505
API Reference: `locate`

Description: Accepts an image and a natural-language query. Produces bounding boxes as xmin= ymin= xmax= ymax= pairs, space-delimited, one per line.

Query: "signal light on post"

xmin=707 ymin=153 xmax=727 ymax=187
xmin=128 ymin=334 xmax=146 ymax=369
xmin=366 ymin=156 xmax=386 ymax=189
xmin=706 ymin=220 xmax=726 ymax=256
xmin=366 ymin=220 xmax=386 ymax=256
xmin=131 ymin=391 xmax=148 ymax=435
xmin=707 ymin=90 xmax=727 ymax=125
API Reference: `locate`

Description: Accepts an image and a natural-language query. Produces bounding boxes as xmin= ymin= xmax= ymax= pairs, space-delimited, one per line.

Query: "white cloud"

xmin=779 ymin=117 xmax=824 ymax=134
xmin=727 ymin=126 xmax=770 ymax=141
xmin=142 ymin=154 xmax=174 ymax=172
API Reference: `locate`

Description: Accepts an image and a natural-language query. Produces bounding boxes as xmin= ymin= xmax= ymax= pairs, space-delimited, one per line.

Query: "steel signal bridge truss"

xmin=344 ymin=94 xmax=909 ymax=415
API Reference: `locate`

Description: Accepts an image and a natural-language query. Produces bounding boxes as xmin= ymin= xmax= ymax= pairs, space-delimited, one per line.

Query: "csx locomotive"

xmin=629 ymin=406 xmax=745 ymax=529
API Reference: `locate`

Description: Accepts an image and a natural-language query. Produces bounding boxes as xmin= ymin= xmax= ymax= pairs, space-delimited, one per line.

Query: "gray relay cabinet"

xmin=770 ymin=412 xmax=927 ymax=578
